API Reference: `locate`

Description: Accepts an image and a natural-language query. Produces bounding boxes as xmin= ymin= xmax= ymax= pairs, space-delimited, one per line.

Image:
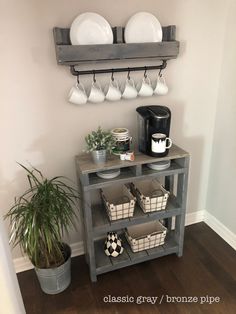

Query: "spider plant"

xmin=5 ymin=164 xmax=79 ymax=269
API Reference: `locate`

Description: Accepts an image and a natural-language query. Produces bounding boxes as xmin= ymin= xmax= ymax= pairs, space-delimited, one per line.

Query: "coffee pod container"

xmin=111 ymin=128 xmax=132 ymax=155
xmin=119 ymin=151 xmax=135 ymax=161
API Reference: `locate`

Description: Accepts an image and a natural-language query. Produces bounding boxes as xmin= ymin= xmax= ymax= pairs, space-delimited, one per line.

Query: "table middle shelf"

xmin=92 ymin=195 xmax=181 ymax=235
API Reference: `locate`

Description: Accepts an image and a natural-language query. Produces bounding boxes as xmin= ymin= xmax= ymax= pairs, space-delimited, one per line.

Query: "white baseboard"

xmin=70 ymin=241 xmax=85 ymax=257
xmin=14 ymin=256 xmax=34 ymax=273
xmin=14 ymin=209 xmax=235 ymax=273
xmin=204 ymin=211 xmax=236 ymax=250
xmin=185 ymin=210 xmax=205 ymax=226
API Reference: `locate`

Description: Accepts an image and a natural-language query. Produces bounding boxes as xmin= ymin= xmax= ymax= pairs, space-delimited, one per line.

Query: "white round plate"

xmin=124 ymin=12 xmax=162 ymax=43
xmin=96 ymin=169 xmax=120 ymax=179
xmin=147 ymin=160 xmax=170 ymax=171
xmin=70 ymin=12 xmax=113 ymax=45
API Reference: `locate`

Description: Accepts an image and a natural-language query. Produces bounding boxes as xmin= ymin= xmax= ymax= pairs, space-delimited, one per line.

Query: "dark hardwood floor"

xmin=17 ymin=223 xmax=236 ymax=314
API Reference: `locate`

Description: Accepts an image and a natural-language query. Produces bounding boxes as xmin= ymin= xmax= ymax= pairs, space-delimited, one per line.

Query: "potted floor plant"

xmin=85 ymin=126 xmax=115 ymax=164
xmin=5 ymin=164 xmax=79 ymax=295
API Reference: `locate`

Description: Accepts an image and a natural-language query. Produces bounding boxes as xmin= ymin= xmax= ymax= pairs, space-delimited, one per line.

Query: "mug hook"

xmin=111 ymin=69 xmax=114 ymax=81
xmin=127 ymin=68 xmax=131 ymax=80
xmin=93 ymin=70 xmax=96 ymax=83
xmin=144 ymin=67 xmax=147 ymax=79
xmin=158 ymin=67 xmax=163 ymax=77
xmin=77 ymin=74 xmax=80 ymax=84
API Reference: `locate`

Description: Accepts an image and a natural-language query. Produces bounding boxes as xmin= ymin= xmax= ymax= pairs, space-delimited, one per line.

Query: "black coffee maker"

xmin=136 ymin=105 xmax=171 ymax=157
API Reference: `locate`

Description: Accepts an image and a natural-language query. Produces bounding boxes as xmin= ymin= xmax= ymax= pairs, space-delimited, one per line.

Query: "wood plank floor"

xmin=17 ymin=223 xmax=236 ymax=314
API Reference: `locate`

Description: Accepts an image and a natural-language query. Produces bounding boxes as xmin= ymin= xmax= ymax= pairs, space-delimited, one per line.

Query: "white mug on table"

xmin=151 ymin=133 xmax=172 ymax=154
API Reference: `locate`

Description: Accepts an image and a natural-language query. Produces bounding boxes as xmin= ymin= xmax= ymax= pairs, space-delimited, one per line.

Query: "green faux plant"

xmin=85 ymin=126 xmax=115 ymax=153
xmin=5 ymin=164 xmax=79 ymax=269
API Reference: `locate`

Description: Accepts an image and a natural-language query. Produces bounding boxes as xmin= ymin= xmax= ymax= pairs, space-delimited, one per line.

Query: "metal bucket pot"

xmin=91 ymin=150 xmax=107 ymax=164
xmin=34 ymin=244 xmax=71 ymax=295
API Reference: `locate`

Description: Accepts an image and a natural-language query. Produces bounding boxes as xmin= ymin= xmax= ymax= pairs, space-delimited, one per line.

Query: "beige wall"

xmin=206 ymin=0 xmax=236 ymax=234
xmin=0 ymin=0 xmax=230 ymax=259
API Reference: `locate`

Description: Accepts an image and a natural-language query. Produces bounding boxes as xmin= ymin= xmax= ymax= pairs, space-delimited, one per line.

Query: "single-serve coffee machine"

xmin=136 ymin=105 xmax=171 ymax=157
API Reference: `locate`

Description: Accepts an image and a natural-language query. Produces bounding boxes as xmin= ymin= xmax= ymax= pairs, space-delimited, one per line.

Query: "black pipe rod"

xmin=70 ymin=60 xmax=167 ymax=76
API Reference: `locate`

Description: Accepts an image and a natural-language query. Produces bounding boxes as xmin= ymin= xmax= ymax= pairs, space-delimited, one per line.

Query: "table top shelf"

xmin=76 ymin=144 xmax=189 ymax=175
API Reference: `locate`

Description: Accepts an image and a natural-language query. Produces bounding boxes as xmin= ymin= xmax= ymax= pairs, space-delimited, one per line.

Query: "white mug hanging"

xmin=121 ymin=70 xmax=138 ymax=99
xmin=68 ymin=76 xmax=87 ymax=105
xmin=136 ymin=70 xmax=153 ymax=97
xmin=104 ymin=72 xmax=122 ymax=101
xmin=88 ymin=72 xmax=105 ymax=103
xmin=153 ymin=72 xmax=168 ymax=95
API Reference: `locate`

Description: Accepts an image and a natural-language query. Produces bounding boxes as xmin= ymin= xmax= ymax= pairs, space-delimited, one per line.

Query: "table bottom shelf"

xmin=95 ymin=231 xmax=178 ymax=275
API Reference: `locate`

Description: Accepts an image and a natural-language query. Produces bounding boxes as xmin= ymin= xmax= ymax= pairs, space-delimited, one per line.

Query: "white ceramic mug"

xmin=104 ymin=79 xmax=121 ymax=101
xmin=151 ymin=133 xmax=172 ymax=153
xmin=121 ymin=78 xmax=138 ymax=99
xmin=88 ymin=81 xmax=105 ymax=103
xmin=153 ymin=75 xmax=168 ymax=95
xmin=68 ymin=82 xmax=87 ymax=105
xmin=136 ymin=76 xmax=153 ymax=97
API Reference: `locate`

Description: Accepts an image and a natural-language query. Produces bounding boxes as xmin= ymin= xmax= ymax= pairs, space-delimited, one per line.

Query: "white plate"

xmin=147 ymin=160 xmax=170 ymax=171
xmin=124 ymin=12 xmax=162 ymax=43
xmin=70 ymin=12 xmax=113 ymax=45
xmin=96 ymin=169 xmax=120 ymax=179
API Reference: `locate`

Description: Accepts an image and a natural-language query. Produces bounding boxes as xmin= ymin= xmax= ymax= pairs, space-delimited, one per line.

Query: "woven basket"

xmin=125 ymin=220 xmax=167 ymax=252
xmin=101 ymin=184 xmax=136 ymax=221
xmin=130 ymin=179 xmax=169 ymax=213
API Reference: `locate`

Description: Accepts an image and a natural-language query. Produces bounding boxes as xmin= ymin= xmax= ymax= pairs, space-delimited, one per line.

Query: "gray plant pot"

xmin=91 ymin=150 xmax=107 ymax=164
xmin=34 ymin=244 xmax=71 ymax=295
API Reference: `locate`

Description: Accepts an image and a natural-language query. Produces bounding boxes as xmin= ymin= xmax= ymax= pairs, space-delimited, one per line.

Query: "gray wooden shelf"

xmin=95 ymin=233 xmax=178 ymax=275
xmin=53 ymin=26 xmax=179 ymax=65
xmin=92 ymin=195 xmax=181 ymax=235
xmin=85 ymin=160 xmax=186 ymax=190
xmin=75 ymin=144 xmax=188 ymax=175
xmin=75 ymin=144 xmax=189 ymax=282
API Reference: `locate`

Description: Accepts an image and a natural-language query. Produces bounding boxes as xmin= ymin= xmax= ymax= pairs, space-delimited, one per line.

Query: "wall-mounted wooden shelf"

xmin=53 ymin=25 xmax=179 ymax=66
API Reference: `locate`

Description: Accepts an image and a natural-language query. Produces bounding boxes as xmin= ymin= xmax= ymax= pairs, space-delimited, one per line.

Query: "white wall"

xmin=0 ymin=217 xmax=25 ymax=313
xmin=206 ymin=0 xmax=236 ymax=234
xmin=0 ymin=0 xmax=230 ymax=260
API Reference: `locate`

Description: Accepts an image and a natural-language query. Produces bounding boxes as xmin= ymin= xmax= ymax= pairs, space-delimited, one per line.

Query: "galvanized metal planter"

xmin=91 ymin=150 xmax=107 ymax=164
xmin=34 ymin=244 xmax=71 ymax=295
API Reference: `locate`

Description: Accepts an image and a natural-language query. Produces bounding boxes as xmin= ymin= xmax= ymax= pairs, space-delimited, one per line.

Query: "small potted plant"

xmin=5 ymin=164 xmax=79 ymax=295
xmin=85 ymin=126 xmax=115 ymax=164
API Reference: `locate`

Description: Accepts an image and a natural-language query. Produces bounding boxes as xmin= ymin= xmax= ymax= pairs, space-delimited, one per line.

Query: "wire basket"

xmin=101 ymin=184 xmax=136 ymax=221
xmin=130 ymin=179 xmax=169 ymax=213
xmin=125 ymin=220 xmax=167 ymax=252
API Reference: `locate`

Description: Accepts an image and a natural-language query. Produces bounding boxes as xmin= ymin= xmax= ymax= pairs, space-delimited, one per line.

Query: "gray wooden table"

xmin=75 ymin=144 xmax=189 ymax=282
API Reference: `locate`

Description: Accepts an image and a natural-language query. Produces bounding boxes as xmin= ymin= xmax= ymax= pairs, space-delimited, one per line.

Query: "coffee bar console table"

xmin=75 ymin=144 xmax=189 ymax=282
